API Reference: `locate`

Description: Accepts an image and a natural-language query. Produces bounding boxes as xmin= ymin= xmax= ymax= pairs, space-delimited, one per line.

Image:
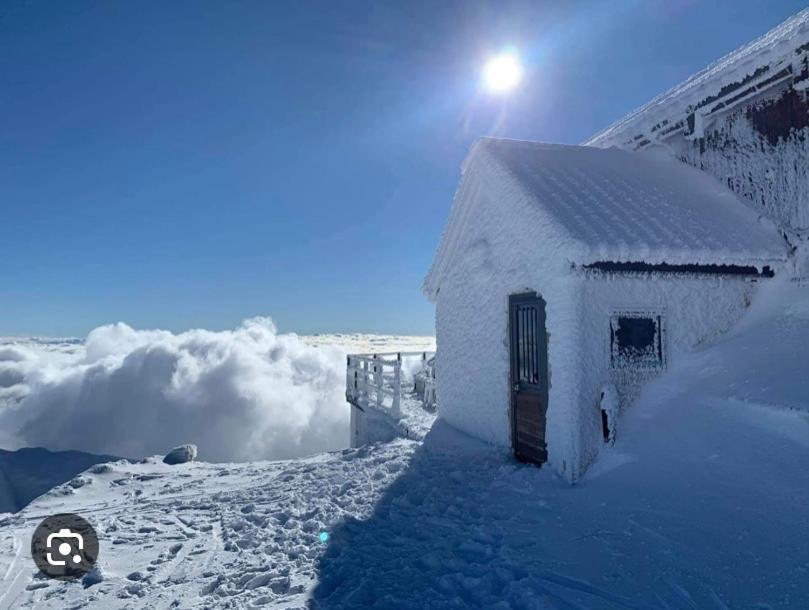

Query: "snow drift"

xmin=0 ymin=318 xmax=350 ymax=462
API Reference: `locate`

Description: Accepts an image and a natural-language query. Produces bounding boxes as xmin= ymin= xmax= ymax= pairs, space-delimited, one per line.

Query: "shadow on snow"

xmin=310 ymin=409 xmax=809 ymax=609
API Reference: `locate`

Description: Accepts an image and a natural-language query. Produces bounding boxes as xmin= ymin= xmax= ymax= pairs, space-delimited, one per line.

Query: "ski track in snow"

xmin=0 ymin=435 xmax=419 ymax=609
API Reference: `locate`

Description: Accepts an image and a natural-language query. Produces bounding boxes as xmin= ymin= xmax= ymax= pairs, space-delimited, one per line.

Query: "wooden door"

xmin=509 ymin=292 xmax=549 ymax=465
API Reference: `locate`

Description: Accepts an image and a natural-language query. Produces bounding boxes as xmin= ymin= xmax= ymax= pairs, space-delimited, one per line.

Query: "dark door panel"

xmin=509 ymin=293 xmax=549 ymax=466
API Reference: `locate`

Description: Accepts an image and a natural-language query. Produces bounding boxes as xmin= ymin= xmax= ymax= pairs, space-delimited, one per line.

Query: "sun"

xmin=482 ymin=52 xmax=523 ymax=93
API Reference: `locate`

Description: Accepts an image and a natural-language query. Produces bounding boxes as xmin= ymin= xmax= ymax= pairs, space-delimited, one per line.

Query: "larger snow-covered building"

xmin=423 ymin=140 xmax=786 ymax=481
xmin=587 ymin=8 xmax=809 ymax=236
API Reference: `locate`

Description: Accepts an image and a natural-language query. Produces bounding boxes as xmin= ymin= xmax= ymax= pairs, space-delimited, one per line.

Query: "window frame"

xmin=608 ymin=309 xmax=666 ymax=371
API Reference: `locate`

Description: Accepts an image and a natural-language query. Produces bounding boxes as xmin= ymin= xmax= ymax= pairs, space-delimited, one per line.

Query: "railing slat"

xmin=392 ymin=360 xmax=401 ymax=417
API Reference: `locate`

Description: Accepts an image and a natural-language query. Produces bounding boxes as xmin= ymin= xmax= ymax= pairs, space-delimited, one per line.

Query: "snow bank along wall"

xmin=573 ymin=271 xmax=756 ymax=471
xmin=587 ymin=9 xmax=809 ymax=238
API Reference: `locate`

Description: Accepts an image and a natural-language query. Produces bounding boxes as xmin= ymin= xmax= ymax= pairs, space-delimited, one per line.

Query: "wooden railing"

xmin=346 ymin=351 xmax=435 ymax=418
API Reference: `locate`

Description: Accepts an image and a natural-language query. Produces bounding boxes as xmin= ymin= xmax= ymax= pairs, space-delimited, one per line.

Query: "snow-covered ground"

xmin=0 ymin=441 xmax=418 ymax=609
xmin=1 ymin=283 xmax=808 ymax=608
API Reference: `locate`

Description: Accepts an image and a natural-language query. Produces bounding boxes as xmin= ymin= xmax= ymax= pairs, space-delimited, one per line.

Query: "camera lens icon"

xmin=46 ymin=528 xmax=85 ymax=566
xmin=32 ymin=514 xmax=99 ymax=580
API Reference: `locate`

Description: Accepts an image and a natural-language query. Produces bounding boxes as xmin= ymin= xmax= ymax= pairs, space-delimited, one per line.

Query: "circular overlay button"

xmin=31 ymin=513 xmax=99 ymax=580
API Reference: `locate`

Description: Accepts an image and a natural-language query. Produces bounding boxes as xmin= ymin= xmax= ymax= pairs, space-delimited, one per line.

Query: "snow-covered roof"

xmin=586 ymin=8 xmax=809 ymax=148
xmin=424 ymin=138 xmax=786 ymax=300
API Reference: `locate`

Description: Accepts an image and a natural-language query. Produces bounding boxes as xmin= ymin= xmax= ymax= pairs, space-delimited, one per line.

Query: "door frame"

xmin=508 ymin=291 xmax=549 ymax=465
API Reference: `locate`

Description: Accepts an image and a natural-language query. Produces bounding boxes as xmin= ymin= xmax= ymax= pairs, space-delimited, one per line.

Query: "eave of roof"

xmin=585 ymin=8 xmax=809 ymax=148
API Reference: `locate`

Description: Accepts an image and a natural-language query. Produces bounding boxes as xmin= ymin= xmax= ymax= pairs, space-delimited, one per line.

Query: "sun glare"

xmin=482 ymin=52 xmax=523 ymax=93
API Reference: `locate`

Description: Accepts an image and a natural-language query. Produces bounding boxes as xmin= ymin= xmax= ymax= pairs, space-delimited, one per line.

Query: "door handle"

xmin=513 ymin=383 xmax=520 ymax=392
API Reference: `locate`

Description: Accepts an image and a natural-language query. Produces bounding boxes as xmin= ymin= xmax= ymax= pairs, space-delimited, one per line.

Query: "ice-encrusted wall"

xmin=574 ymin=271 xmax=759 ymax=470
xmin=350 ymin=403 xmax=398 ymax=449
xmin=672 ymin=86 xmax=809 ymax=232
xmin=434 ymin=158 xmax=590 ymax=482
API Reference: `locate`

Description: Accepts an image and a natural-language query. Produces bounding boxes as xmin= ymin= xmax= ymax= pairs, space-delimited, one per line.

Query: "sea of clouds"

xmin=0 ymin=319 xmax=434 ymax=462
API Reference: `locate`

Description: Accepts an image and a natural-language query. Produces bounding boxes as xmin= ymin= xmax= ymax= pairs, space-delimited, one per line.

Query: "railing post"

xmin=373 ymin=354 xmax=383 ymax=408
xmin=392 ymin=358 xmax=401 ymax=418
xmin=346 ymin=356 xmax=352 ymax=400
xmin=362 ymin=359 xmax=369 ymax=404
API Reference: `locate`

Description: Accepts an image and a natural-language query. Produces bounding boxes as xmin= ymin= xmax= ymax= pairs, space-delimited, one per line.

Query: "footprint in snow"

xmin=126 ymin=571 xmax=147 ymax=581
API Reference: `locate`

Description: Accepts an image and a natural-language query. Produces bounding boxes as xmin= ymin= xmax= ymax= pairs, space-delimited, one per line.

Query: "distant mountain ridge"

xmin=0 ymin=447 xmax=121 ymax=513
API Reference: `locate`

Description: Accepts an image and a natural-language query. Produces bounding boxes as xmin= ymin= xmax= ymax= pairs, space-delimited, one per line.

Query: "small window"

xmin=610 ymin=312 xmax=663 ymax=369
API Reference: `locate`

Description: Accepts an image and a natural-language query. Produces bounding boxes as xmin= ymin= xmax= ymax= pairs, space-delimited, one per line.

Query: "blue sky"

xmin=1 ymin=1 xmax=805 ymax=336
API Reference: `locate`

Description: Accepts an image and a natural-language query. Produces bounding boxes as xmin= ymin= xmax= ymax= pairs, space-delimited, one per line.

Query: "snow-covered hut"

xmin=423 ymin=138 xmax=786 ymax=481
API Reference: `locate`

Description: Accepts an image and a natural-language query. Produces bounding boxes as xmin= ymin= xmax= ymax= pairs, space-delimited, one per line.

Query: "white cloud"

xmin=0 ymin=318 xmax=351 ymax=462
